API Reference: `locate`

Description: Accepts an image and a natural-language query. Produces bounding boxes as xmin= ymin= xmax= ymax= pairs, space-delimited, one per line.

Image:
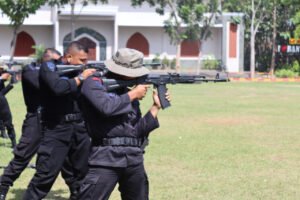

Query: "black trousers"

xmin=22 ymin=120 xmax=91 ymax=200
xmin=0 ymin=113 xmax=77 ymax=190
xmin=78 ymin=163 xmax=149 ymax=200
xmin=0 ymin=113 xmax=40 ymax=186
xmin=0 ymin=94 xmax=16 ymax=142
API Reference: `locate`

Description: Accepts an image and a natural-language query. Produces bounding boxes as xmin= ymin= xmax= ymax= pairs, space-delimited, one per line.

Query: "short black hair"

xmin=44 ymin=48 xmax=61 ymax=56
xmin=64 ymin=41 xmax=89 ymax=55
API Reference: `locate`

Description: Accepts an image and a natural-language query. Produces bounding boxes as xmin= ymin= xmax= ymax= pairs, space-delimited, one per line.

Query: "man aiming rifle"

xmin=0 ymin=64 xmax=17 ymax=148
xmin=57 ymin=62 xmax=228 ymax=109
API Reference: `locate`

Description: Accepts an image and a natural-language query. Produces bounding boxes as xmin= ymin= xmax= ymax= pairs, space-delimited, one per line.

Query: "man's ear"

xmin=66 ymin=54 xmax=72 ymax=63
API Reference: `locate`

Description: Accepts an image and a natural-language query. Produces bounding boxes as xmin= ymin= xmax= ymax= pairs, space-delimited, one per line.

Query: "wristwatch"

xmin=77 ymin=74 xmax=84 ymax=83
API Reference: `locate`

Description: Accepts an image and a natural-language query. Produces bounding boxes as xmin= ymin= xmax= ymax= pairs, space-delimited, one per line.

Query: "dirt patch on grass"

xmin=203 ymin=116 xmax=265 ymax=126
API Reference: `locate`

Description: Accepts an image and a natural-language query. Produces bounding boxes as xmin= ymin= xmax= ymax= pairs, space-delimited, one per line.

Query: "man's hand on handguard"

xmin=128 ymin=84 xmax=150 ymax=101
xmin=75 ymin=69 xmax=96 ymax=85
xmin=0 ymin=73 xmax=11 ymax=81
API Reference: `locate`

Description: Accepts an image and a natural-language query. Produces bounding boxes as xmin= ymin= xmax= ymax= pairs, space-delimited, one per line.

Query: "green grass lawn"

xmin=1 ymin=82 xmax=300 ymax=200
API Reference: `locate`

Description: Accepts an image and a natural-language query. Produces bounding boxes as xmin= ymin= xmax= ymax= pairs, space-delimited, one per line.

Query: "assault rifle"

xmin=0 ymin=62 xmax=21 ymax=96
xmin=1 ymin=69 xmax=19 ymax=84
xmin=56 ymin=62 xmax=107 ymax=76
xmin=56 ymin=62 xmax=160 ymax=76
xmin=56 ymin=63 xmax=229 ymax=109
xmin=97 ymin=73 xmax=228 ymax=109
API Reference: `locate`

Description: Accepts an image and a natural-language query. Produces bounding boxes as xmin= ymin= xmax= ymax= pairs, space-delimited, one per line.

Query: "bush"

xmin=161 ymin=56 xmax=169 ymax=69
xmin=31 ymin=44 xmax=45 ymax=64
xmin=170 ymin=58 xmax=176 ymax=70
xmin=202 ymin=55 xmax=219 ymax=70
xmin=151 ymin=53 xmax=161 ymax=70
xmin=275 ymin=69 xmax=298 ymax=78
xmin=292 ymin=60 xmax=300 ymax=74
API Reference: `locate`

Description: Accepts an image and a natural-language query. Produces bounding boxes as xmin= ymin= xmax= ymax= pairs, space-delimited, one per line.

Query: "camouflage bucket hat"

xmin=104 ymin=48 xmax=150 ymax=77
xmin=0 ymin=63 xmax=8 ymax=70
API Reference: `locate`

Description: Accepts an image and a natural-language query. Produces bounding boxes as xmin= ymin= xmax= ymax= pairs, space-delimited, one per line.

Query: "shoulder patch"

xmin=92 ymin=77 xmax=103 ymax=84
xmin=45 ymin=61 xmax=56 ymax=72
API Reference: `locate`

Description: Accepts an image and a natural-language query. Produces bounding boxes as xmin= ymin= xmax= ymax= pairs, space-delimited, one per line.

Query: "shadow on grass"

xmin=10 ymin=188 xmax=69 ymax=200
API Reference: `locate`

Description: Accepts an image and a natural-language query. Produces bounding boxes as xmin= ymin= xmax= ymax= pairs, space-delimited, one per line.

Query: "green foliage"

xmin=277 ymin=60 xmax=300 ymax=76
xmin=31 ymin=44 xmax=45 ymax=64
xmin=291 ymin=60 xmax=300 ymax=73
xmin=132 ymin=0 xmax=219 ymax=45
xmin=161 ymin=56 xmax=170 ymax=69
xmin=47 ymin=0 xmax=108 ymax=7
xmin=202 ymin=55 xmax=219 ymax=70
xmin=293 ymin=11 xmax=300 ymax=38
xmin=275 ymin=69 xmax=298 ymax=78
xmin=0 ymin=0 xmax=46 ymax=29
xmin=223 ymin=0 xmax=300 ymax=72
xmin=170 ymin=58 xmax=176 ymax=69
xmin=151 ymin=53 xmax=161 ymax=69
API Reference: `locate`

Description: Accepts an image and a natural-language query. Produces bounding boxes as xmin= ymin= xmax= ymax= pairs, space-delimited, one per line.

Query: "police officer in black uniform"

xmin=0 ymin=66 xmax=16 ymax=148
xmin=0 ymin=61 xmax=40 ymax=200
xmin=0 ymin=48 xmax=81 ymax=200
xmin=78 ymin=48 xmax=170 ymax=200
xmin=22 ymin=42 xmax=94 ymax=200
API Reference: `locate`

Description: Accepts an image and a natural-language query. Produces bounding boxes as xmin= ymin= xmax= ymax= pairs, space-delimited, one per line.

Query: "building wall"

xmin=201 ymin=28 xmax=222 ymax=60
xmin=109 ymin=0 xmax=158 ymax=12
xmin=0 ymin=5 xmax=53 ymax=25
xmin=119 ymin=27 xmax=175 ymax=58
xmin=119 ymin=27 xmax=222 ymax=59
xmin=0 ymin=25 xmax=53 ymax=60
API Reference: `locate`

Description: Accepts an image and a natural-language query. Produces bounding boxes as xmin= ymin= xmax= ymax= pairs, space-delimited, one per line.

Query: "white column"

xmin=54 ymin=21 xmax=60 ymax=51
xmin=52 ymin=6 xmax=61 ymax=53
xmin=114 ymin=15 xmax=119 ymax=54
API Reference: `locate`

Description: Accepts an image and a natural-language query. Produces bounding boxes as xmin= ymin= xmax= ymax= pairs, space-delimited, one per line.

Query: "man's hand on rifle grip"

xmin=128 ymin=84 xmax=150 ymax=101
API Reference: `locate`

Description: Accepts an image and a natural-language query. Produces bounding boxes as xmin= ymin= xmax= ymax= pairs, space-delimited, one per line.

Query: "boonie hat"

xmin=0 ymin=63 xmax=8 ymax=70
xmin=105 ymin=48 xmax=150 ymax=77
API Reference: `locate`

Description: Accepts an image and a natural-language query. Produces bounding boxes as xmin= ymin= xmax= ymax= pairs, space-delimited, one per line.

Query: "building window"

xmin=77 ymin=37 xmax=97 ymax=61
xmin=181 ymin=40 xmax=200 ymax=57
xmin=229 ymin=23 xmax=237 ymax=58
xmin=14 ymin=31 xmax=35 ymax=57
xmin=126 ymin=33 xmax=149 ymax=56
xmin=63 ymin=27 xmax=106 ymax=61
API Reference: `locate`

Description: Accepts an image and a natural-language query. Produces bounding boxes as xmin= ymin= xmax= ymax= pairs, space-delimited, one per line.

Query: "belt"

xmin=92 ymin=137 xmax=143 ymax=147
xmin=61 ymin=113 xmax=82 ymax=122
xmin=42 ymin=113 xmax=82 ymax=123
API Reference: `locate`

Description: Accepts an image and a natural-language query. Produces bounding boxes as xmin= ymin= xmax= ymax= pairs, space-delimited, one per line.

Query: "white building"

xmin=0 ymin=0 xmax=245 ymax=72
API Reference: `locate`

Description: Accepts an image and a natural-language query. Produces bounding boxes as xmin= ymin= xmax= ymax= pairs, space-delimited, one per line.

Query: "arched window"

xmin=181 ymin=40 xmax=200 ymax=57
xmin=63 ymin=27 xmax=107 ymax=61
xmin=77 ymin=37 xmax=97 ymax=61
xmin=14 ymin=31 xmax=35 ymax=57
xmin=126 ymin=33 xmax=149 ymax=56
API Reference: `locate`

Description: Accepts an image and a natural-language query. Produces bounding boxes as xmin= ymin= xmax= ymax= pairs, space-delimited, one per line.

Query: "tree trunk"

xmin=71 ymin=0 xmax=76 ymax=41
xmin=270 ymin=3 xmax=277 ymax=77
xmin=176 ymin=42 xmax=181 ymax=73
xmin=196 ymin=40 xmax=202 ymax=75
xmin=9 ymin=26 xmax=19 ymax=63
xmin=250 ymin=0 xmax=256 ymax=79
xmin=250 ymin=30 xmax=256 ymax=78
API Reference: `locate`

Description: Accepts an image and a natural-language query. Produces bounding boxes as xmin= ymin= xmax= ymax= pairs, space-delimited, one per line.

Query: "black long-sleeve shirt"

xmin=81 ymin=75 xmax=159 ymax=167
xmin=0 ymin=71 xmax=6 ymax=91
xmin=39 ymin=61 xmax=80 ymax=119
xmin=22 ymin=63 xmax=40 ymax=113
